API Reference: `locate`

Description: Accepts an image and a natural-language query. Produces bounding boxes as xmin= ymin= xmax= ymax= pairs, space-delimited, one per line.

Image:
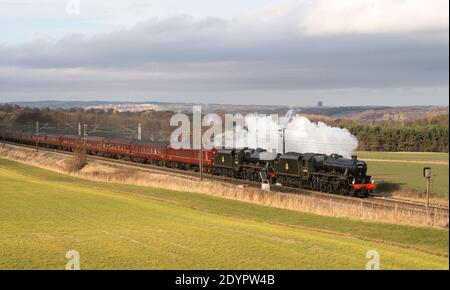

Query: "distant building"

xmin=317 ymin=101 xmax=324 ymax=108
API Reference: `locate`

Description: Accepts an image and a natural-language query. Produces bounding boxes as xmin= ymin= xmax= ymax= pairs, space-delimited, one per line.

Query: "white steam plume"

xmin=284 ymin=115 xmax=358 ymax=158
xmin=222 ymin=113 xmax=358 ymax=158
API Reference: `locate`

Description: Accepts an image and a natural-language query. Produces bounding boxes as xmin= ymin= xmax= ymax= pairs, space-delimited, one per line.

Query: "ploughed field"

xmin=357 ymin=151 xmax=449 ymax=197
xmin=0 ymin=158 xmax=448 ymax=270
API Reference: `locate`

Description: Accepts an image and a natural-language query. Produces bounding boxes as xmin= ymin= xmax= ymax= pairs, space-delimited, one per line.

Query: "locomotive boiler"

xmin=273 ymin=152 xmax=373 ymax=196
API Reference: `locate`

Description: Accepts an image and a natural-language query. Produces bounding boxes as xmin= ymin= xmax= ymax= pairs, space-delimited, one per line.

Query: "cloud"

xmin=0 ymin=1 xmax=448 ymax=105
xmin=1 ymin=13 xmax=447 ymax=68
xmin=301 ymin=0 xmax=449 ymax=36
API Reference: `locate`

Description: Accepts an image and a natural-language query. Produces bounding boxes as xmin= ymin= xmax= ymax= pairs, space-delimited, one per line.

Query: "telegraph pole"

xmin=35 ymin=121 xmax=40 ymax=152
xmin=198 ymin=126 xmax=204 ymax=181
xmin=34 ymin=122 xmax=49 ymax=152
xmin=279 ymin=128 xmax=286 ymax=154
xmin=196 ymin=126 xmax=205 ymax=181
xmin=191 ymin=126 xmax=205 ymax=181
xmin=83 ymin=124 xmax=88 ymax=161
xmin=200 ymin=132 xmax=204 ymax=181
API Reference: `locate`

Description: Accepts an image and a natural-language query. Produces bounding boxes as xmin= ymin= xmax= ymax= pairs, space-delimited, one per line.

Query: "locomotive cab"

xmin=214 ymin=149 xmax=236 ymax=169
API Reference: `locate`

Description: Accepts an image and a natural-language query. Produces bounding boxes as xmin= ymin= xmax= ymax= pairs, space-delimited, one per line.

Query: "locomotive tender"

xmin=2 ymin=130 xmax=374 ymax=197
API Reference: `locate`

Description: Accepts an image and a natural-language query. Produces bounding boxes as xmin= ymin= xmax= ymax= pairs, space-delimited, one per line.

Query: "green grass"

xmin=355 ymin=151 xmax=449 ymax=196
xmin=367 ymin=161 xmax=449 ymax=197
xmin=357 ymin=151 xmax=449 ymax=162
xmin=0 ymin=158 xmax=448 ymax=270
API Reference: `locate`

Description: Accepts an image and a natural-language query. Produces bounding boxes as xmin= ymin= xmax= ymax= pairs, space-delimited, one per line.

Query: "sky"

xmin=0 ymin=0 xmax=448 ymax=106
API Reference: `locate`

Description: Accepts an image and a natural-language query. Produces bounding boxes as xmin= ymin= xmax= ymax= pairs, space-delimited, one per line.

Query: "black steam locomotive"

xmin=213 ymin=149 xmax=374 ymax=197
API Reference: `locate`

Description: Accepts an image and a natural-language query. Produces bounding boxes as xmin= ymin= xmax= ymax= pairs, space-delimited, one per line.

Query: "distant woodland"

xmin=342 ymin=115 xmax=449 ymax=152
xmin=0 ymin=105 xmax=175 ymax=142
xmin=0 ymin=105 xmax=448 ymax=153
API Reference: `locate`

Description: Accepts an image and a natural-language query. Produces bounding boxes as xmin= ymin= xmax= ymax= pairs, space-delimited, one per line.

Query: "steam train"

xmin=2 ymin=130 xmax=374 ymax=197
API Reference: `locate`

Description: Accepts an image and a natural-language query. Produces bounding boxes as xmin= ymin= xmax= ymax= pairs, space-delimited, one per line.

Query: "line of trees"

xmin=0 ymin=105 xmax=174 ymax=142
xmin=342 ymin=115 xmax=449 ymax=152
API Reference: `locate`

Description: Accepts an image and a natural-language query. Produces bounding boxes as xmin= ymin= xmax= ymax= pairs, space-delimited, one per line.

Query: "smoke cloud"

xmin=284 ymin=116 xmax=358 ymax=158
xmin=222 ymin=113 xmax=358 ymax=158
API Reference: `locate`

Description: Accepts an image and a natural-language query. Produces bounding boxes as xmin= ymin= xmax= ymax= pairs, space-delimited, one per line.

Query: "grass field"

xmin=367 ymin=162 xmax=449 ymax=197
xmin=357 ymin=152 xmax=449 ymax=162
xmin=356 ymin=152 xmax=449 ymax=197
xmin=0 ymin=158 xmax=448 ymax=270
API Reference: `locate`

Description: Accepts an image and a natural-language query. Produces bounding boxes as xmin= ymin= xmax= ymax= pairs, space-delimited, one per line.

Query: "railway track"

xmin=1 ymin=140 xmax=448 ymax=218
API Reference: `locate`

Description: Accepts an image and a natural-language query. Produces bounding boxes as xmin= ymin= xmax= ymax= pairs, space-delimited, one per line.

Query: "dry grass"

xmin=390 ymin=190 xmax=449 ymax=206
xmin=0 ymin=144 xmax=448 ymax=228
xmin=64 ymin=150 xmax=87 ymax=172
xmin=375 ymin=181 xmax=449 ymax=206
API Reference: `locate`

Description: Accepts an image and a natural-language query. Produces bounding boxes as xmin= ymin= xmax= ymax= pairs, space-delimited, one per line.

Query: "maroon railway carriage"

xmin=3 ymin=130 xmax=21 ymax=142
xmin=20 ymin=132 xmax=35 ymax=144
xmin=130 ymin=141 xmax=167 ymax=164
xmin=32 ymin=133 xmax=47 ymax=145
xmin=85 ymin=136 xmax=104 ymax=154
xmin=45 ymin=134 xmax=61 ymax=147
xmin=102 ymin=139 xmax=132 ymax=159
xmin=166 ymin=146 xmax=216 ymax=170
xmin=60 ymin=135 xmax=82 ymax=151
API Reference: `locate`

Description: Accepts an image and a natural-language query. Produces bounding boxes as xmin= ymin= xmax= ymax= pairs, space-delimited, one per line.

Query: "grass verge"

xmin=0 ymin=158 xmax=448 ymax=270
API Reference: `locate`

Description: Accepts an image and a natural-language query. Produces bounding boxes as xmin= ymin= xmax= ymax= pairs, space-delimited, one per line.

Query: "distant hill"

xmin=4 ymin=101 xmax=448 ymax=123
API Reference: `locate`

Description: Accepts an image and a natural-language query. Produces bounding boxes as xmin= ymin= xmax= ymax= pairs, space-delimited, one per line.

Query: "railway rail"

xmin=1 ymin=140 xmax=448 ymax=218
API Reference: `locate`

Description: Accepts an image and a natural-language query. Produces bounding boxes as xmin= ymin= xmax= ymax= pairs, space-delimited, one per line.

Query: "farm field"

xmin=357 ymin=152 xmax=449 ymax=197
xmin=0 ymin=158 xmax=448 ymax=270
xmin=367 ymin=162 xmax=449 ymax=197
xmin=356 ymin=151 xmax=449 ymax=163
